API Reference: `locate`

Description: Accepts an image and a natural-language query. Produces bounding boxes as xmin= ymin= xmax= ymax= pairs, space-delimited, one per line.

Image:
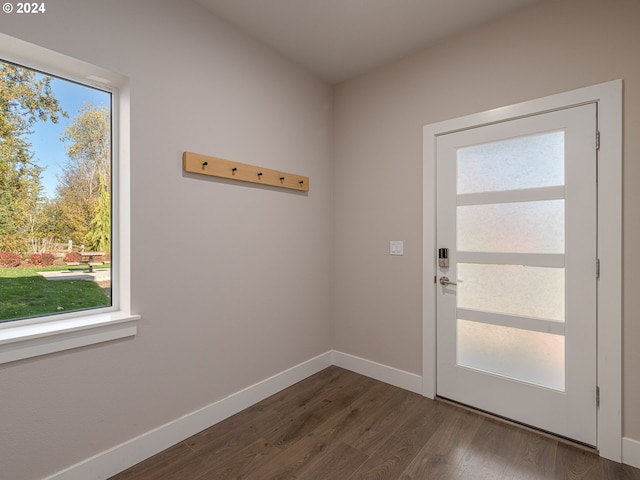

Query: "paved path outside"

xmin=38 ymin=268 xmax=111 ymax=283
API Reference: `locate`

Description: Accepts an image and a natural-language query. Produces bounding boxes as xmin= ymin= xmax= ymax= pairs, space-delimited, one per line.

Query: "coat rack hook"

xmin=202 ymin=161 xmax=208 ymax=168
xmin=232 ymin=167 xmax=237 ymax=175
xmin=257 ymin=172 xmax=263 ymax=178
xmin=280 ymin=177 xmax=285 ymax=183
xmin=299 ymin=180 xmax=304 ymax=186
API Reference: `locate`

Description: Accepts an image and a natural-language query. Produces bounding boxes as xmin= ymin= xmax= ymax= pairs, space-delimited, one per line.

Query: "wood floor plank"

xmin=258 ymin=365 xmax=351 ymax=416
xmin=288 ymin=380 xmax=396 ymax=456
xmin=109 ymin=367 xmax=640 ymax=480
xmin=284 ymin=380 xmax=405 ymax=476
xmin=186 ymin=366 xmax=349 ymax=454
xmin=601 ymin=458 xmax=640 ymax=480
xmin=502 ymin=428 xmax=557 ymax=480
xmin=263 ymin=371 xmax=377 ymax=449
xmin=399 ymin=404 xmax=484 ymax=479
xmin=342 ymin=385 xmax=422 ymax=456
xmin=294 ymin=441 xmax=368 ymax=480
xmin=346 ymin=398 xmax=449 ymax=479
xmin=241 ymin=372 xmax=382 ymax=478
xmin=448 ymin=415 xmax=519 ymax=479
xmin=156 ymin=410 xmax=289 ymax=480
xmin=244 ymin=416 xmax=352 ymax=479
xmin=108 ymin=442 xmax=193 ymax=480
xmin=193 ymin=438 xmax=280 ymax=480
xmin=553 ymin=442 xmax=611 ymax=480
xmin=185 ymin=409 xmax=283 ymax=458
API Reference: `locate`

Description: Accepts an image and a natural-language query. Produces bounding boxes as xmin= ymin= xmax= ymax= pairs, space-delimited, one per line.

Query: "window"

xmin=1 ymin=59 xmax=113 ymax=322
xmin=0 ymin=33 xmax=138 ymax=364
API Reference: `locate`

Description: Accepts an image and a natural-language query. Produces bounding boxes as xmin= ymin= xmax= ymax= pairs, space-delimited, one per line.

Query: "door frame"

xmin=422 ymin=80 xmax=622 ymax=460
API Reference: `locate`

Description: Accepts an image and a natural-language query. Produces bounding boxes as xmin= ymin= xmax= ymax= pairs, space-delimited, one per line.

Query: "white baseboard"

xmin=44 ymin=351 xmax=333 ymax=480
xmin=331 ymin=350 xmax=422 ymax=394
xmin=623 ymin=437 xmax=640 ymax=469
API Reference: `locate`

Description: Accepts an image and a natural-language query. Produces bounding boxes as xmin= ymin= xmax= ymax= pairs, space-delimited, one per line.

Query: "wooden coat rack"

xmin=183 ymin=151 xmax=309 ymax=192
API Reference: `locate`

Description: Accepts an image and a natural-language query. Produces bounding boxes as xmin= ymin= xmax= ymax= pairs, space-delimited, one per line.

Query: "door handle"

xmin=439 ymin=276 xmax=457 ymax=286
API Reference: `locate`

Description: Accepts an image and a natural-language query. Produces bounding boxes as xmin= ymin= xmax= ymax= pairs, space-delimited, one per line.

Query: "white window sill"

xmin=0 ymin=311 xmax=140 ymax=365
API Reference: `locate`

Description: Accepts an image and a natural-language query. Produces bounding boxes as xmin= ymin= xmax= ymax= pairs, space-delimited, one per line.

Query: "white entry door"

xmin=436 ymin=104 xmax=598 ymax=446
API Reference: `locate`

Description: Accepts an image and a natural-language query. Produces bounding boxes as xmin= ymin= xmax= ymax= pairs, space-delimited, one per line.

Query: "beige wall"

xmin=0 ymin=1 xmax=333 ymax=479
xmin=333 ymin=0 xmax=640 ymax=440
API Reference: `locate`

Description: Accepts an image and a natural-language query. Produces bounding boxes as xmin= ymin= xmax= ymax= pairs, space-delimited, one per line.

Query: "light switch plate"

xmin=390 ymin=241 xmax=404 ymax=256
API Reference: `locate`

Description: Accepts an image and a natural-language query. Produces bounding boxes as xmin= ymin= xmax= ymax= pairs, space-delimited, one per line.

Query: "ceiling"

xmin=196 ymin=0 xmax=539 ymax=84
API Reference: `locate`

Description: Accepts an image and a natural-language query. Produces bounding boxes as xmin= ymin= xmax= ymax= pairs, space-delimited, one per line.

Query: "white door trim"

xmin=422 ymin=80 xmax=622 ymax=461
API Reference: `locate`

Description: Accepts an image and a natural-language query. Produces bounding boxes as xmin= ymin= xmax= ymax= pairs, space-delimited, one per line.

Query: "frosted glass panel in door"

xmin=457 ymin=200 xmax=564 ymax=254
xmin=457 ymin=263 xmax=565 ymax=321
xmin=457 ymin=131 xmax=564 ymax=194
xmin=457 ymin=319 xmax=565 ymax=391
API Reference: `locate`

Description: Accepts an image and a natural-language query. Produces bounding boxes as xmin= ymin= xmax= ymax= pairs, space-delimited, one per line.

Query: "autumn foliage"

xmin=0 ymin=252 xmax=21 ymax=267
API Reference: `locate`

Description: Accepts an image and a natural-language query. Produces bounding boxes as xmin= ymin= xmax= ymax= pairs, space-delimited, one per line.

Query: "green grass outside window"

xmin=0 ymin=267 xmax=110 ymax=322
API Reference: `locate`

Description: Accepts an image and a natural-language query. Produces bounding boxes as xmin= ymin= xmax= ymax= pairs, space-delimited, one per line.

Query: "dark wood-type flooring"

xmin=110 ymin=366 xmax=640 ymax=479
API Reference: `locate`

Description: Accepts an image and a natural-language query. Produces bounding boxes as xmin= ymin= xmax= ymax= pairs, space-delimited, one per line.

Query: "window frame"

xmin=0 ymin=33 xmax=139 ymax=365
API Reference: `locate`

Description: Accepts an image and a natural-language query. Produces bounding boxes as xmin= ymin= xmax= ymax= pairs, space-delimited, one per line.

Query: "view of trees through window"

xmin=0 ymin=59 xmax=112 ymax=323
